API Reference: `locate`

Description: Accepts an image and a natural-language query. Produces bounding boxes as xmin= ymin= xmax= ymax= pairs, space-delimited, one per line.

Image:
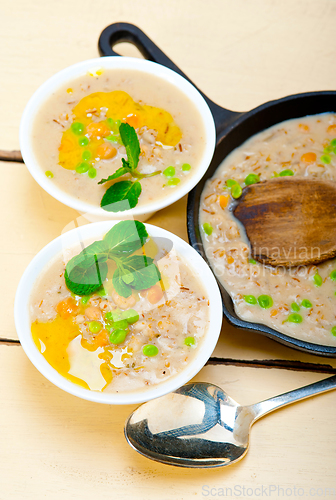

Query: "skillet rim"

xmin=187 ymin=90 xmax=336 ymax=357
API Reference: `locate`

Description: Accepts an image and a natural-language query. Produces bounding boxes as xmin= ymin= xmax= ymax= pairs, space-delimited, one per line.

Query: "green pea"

xmin=287 ymin=313 xmax=303 ymax=323
xmin=203 ymin=223 xmax=213 ymax=236
xmin=333 ymin=147 xmax=336 ymax=155
xmin=122 ymin=271 xmax=134 ymax=284
xmin=88 ymin=167 xmax=97 ymax=179
xmin=45 ymin=170 xmax=54 ymax=178
xmin=320 ymin=154 xmax=331 ymax=164
xmin=76 ymin=162 xmax=90 ymax=174
xmin=82 ymin=150 xmax=92 ymax=161
xmin=104 ymin=320 xmax=114 ymax=331
xmin=105 ymin=312 xmax=113 ymax=321
xmin=245 ymin=173 xmax=260 ymax=186
xmin=71 ymin=122 xmax=85 ymax=135
xmin=291 ymin=302 xmax=300 ymax=312
xmin=163 ymin=166 xmax=175 ymax=177
xmin=331 ymin=139 xmax=336 ymax=147
xmin=81 ymin=296 xmax=90 ymax=305
xmin=279 ymin=169 xmax=294 ymax=176
xmin=122 ymin=309 xmax=139 ymax=324
xmin=324 ymin=146 xmax=333 ymax=154
xmin=301 ymin=299 xmax=312 ymax=308
xmin=331 ymin=326 xmax=336 ymax=337
xmin=226 ymin=179 xmax=237 ymax=187
xmin=248 ymin=258 xmax=257 ymax=264
xmin=79 ymin=136 xmax=89 ymax=147
xmin=258 ymin=295 xmax=273 ymax=309
xmin=182 ymin=163 xmax=191 ymax=172
xmin=142 ymin=344 xmax=159 ymax=357
xmin=184 ymin=336 xmax=196 ymax=346
xmin=106 ymin=134 xmax=120 ymax=143
xmin=167 ymin=178 xmax=180 ymax=186
xmin=244 ymin=295 xmax=257 ymax=305
xmin=231 ymin=184 xmax=243 ymax=199
xmin=109 ymin=329 xmax=127 ymax=345
xmin=330 ymin=270 xmax=336 ymax=281
xmin=313 ymin=273 xmax=322 ymax=287
xmin=89 ymin=321 xmax=102 ymax=334
xmin=115 ymin=119 xmax=121 ymax=127
xmin=113 ymin=319 xmax=129 ymax=330
xmin=107 ymin=118 xmax=115 ymax=128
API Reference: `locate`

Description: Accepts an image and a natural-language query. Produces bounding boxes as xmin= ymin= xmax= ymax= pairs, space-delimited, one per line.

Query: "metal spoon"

xmin=125 ymin=375 xmax=336 ymax=468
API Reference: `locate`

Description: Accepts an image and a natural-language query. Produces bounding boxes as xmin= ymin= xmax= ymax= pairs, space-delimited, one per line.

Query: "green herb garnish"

xmin=98 ymin=123 xmax=161 ymax=212
xmin=64 ymin=220 xmax=161 ymax=298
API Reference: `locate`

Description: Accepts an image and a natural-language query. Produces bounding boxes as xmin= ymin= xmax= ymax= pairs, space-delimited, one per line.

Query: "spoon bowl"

xmin=125 ymin=376 xmax=336 ymax=468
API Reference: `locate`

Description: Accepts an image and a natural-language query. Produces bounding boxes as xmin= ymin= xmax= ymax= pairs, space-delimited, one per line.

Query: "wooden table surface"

xmin=1 ymin=1 xmax=336 ymax=498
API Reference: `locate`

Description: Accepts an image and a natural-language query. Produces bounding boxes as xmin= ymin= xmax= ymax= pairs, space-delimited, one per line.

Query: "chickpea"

xmin=85 ymin=306 xmax=101 ymax=321
xmin=111 ymin=290 xmax=136 ymax=309
xmin=75 ymin=315 xmax=85 ymax=324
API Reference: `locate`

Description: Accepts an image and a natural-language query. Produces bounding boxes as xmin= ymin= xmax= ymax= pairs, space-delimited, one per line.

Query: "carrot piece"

xmin=219 ymin=195 xmax=230 ymax=209
xmin=301 ymin=152 xmax=316 ymax=163
xmin=96 ymin=143 xmax=117 ymax=160
xmin=227 ymin=256 xmax=234 ymax=264
xmin=86 ymin=122 xmax=110 ymax=139
xmin=270 ymin=309 xmax=278 ymax=317
xmin=56 ymin=297 xmax=80 ymax=319
xmin=327 ymin=124 xmax=336 ymax=135
xmin=125 ymin=114 xmax=140 ymax=128
xmin=298 ymin=124 xmax=309 ymax=132
xmin=93 ymin=329 xmax=110 ymax=348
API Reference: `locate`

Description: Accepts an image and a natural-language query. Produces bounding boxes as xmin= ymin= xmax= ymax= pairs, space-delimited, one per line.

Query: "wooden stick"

xmin=0 ymin=150 xmax=23 ymax=162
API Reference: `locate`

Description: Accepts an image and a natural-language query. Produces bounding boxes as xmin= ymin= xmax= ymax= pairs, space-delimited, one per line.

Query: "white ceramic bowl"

xmin=14 ymin=221 xmax=222 ymax=404
xmin=20 ymin=57 xmax=216 ymax=222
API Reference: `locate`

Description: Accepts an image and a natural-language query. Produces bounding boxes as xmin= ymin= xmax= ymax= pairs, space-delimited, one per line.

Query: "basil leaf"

xmin=98 ymin=163 xmax=131 ymax=185
xmin=104 ymin=220 xmax=148 ymax=256
xmin=100 ymin=180 xmax=142 ymax=212
xmin=112 ymin=267 xmax=132 ymax=298
xmin=122 ymin=255 xmax=161 ymax=290
xmin=119 ymin=123 xmax=140 ymax=170
xmin=65 ymin=257 xmax=108 ymax=296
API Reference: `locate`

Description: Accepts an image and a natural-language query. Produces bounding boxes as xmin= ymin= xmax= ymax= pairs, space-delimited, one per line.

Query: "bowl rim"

xmin=19 ymin=56 xmax=216 ymax=218
xmin=14 ymin=220 xmax=223 ymax=404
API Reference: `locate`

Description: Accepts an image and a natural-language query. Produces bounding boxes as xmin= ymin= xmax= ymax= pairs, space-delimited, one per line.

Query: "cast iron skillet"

xmin=99 ymin=22 xmax=336 ymax=356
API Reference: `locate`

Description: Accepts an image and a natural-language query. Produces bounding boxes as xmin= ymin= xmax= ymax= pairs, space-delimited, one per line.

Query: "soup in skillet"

xmin=200 ymin=113 xmax=336 ymax=346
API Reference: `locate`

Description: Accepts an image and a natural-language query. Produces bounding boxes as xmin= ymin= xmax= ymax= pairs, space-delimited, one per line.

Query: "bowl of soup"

xmin=20 ymin=57 xmax=216 ymax=221
xmin=14 ymin=220 xmax=222 ymax=404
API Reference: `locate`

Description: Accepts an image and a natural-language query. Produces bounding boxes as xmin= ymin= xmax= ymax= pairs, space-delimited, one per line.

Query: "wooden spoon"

xmin=232 ymin=177 xmax=336 ymax=267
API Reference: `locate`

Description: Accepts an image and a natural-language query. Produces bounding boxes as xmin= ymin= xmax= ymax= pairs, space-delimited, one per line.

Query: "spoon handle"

xmin=251 ymin=374 xmax=336 ymax=420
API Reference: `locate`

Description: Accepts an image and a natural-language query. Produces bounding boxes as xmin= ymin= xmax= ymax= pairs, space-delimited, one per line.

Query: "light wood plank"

xmin=1 ymin=345 xmax=335 ymax=499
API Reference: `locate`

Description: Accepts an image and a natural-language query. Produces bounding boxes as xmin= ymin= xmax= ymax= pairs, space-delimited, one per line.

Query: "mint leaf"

xmin=98 ymin=164 xmax=131 ymax=185
xmin=100 ymin=180 xmax=142 ymax=212
xmin=112 ymin=267 xmax=132 ymax=298
xmin=121 ymin=255 xmax=161 ymax=290
xmin=104 ymin=220 xmax=148 ymax=256
xmin=65 ymin=255 xmax=108 ymax=296
xmin=119 ymin=123 xmax=140 ymax=170
xmin=81 ymin=240 xmax=109 ymax=261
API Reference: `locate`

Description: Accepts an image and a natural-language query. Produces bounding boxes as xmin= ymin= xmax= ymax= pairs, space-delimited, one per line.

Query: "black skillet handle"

xmin=98 ymin=23 xmax=240 ymax=142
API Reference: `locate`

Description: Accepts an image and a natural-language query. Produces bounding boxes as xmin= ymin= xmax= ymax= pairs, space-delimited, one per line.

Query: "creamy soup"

xmin=30 ymin=225 xmax=210 ymax=393
xmin=200 ymin=113 xmax=336 ymax=346
xmin=31 ymin=69 xmax=206 ymax=211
